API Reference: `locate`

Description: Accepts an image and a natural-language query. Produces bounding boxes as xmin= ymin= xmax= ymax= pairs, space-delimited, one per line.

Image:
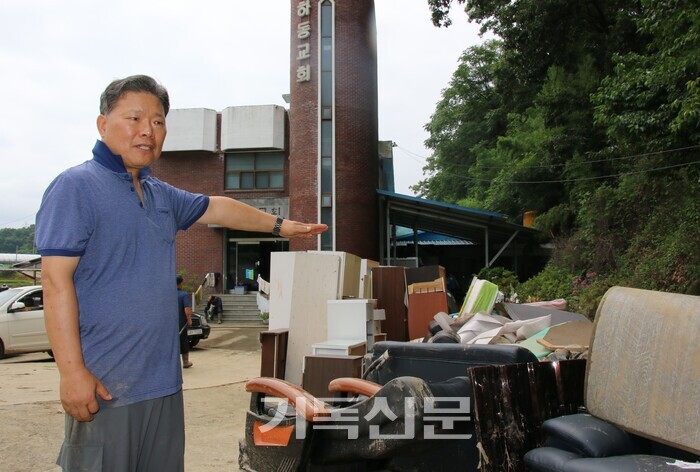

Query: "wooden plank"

xmin=309 ymin=251 xmax=361 ymax=299
xmin=407 ymin=277 xmax=445 ymax=295
xmin=537 ymin=320 xmax=592 ymax=351
xmin=359 ymin=258 xmax=379 ymax=299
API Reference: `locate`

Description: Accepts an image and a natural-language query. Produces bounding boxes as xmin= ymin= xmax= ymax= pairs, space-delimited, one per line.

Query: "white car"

xmin=0 ymin=285 xmax=52 ymax=358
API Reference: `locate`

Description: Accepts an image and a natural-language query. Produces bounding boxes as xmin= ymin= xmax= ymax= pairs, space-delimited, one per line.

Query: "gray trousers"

xmin=57 ymin=390 xmax=185 ymax=472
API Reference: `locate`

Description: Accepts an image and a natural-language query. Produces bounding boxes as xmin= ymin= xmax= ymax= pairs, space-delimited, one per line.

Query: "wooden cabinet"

xmin=312 ymin=340 xmax=366 ymax=357
xmin=302 ymin=355 xmax=364 ymax=399
xmin=371 ymin=266 xmax=408 ymax=342
xmin=407 ymin=291 xmax=448 ymax=340
xmin=259 ymin=329 xmax=288 ymax=379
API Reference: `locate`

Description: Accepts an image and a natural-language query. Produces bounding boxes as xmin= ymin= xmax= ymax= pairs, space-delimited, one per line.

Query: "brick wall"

xmin=289 ymin=0 xmax=320 ymax=253
xmin=289 ymin=0 xmax=379 ymax=259
xmin=334 ymin=0 xmax=379 ymax=260
xmin=155 ymin=0 xmax=382 ymax=271
xmin=152 ymin=139 xmax=291 ymax=286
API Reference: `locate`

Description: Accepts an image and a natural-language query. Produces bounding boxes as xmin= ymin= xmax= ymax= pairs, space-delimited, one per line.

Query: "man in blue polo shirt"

xmin=35 ymin=75 xmax=327 ymax=471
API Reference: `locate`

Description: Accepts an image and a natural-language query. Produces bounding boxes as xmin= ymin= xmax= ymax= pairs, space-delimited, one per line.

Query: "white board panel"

xmin=270 ymin=252 xmax=340 ymax=385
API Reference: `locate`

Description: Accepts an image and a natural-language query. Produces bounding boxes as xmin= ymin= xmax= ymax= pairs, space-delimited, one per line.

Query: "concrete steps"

xmin=197 ymin=293 xmax=265 ymax=323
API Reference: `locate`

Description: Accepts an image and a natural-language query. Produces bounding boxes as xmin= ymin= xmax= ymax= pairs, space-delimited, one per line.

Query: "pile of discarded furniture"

xmin=239 ymin=252 xmax=699 ymax=471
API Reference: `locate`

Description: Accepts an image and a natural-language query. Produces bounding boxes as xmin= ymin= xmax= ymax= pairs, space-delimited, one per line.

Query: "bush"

xmin=516 ymin=263 xmax=620 ymax=318
xmin=0 ymin=272 xmax=36 ymax=288
xmin=477 ymin=266 xmax=519 ymax=300
xmin=176 ymin=269 xmax=201 ymax=293
xmin=517 ymin=263 xmax=578 ymax=303
xmin=570 ymin=271 xmax=625 ymax=318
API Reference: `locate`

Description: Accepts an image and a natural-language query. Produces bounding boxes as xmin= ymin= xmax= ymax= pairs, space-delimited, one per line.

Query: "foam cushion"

xmin=541 ymin=414 xmax=636 ymax=457
xmin=523 ymin=447 xmax=582 ymax=472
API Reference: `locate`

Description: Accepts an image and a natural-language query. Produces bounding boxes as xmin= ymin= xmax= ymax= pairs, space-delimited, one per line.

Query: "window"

xmin=16 ymin=290 xmax=43 ymax=312
xmin=319 ymin=0 xmax=334 ymax=250
xmin=225 ymin=152 xmax=284 ymax=190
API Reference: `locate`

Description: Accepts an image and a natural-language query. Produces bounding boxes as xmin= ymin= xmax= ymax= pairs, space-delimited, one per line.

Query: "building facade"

xmin=154 ymin=0 xmax=382 ymax=291
xmin=152 ymin=105 xmax=293 ymax=292
xmin=288 ymin=0 xmax=379 ymax=259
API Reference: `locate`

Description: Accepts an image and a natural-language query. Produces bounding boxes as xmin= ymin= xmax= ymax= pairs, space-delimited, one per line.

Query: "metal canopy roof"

xmin=377 ymin=190 xmax=541 ymax=268
xmin=395 ymin=230 xmax=474 ymax=246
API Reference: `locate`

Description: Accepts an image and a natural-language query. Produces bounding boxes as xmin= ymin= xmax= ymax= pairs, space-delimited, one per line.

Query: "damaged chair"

xmin=239 ymin=375 xmax=472 ymax=471
xmin=240 ymin=342 xmax=537 ymax=471
xmin=364 ymin=341 xmax=538 ymax=470
xmin=524 ymin=287 xmax=700 ymax=471
xmin=364 ymin=340 xmax=536 ymax=385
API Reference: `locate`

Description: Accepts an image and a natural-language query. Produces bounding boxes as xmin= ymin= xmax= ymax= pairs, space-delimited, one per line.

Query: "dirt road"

xmin=0 ymin=326 xmax=266 ymax=472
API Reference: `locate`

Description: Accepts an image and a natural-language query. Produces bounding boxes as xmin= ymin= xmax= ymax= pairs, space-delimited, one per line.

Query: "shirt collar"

xmin=91 ymin=140 xmax=153 ymax=179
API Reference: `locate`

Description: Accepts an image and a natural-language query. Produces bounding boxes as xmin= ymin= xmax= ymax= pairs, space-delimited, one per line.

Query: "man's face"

xmin=96 ymin=91 xmax=167 ymax=174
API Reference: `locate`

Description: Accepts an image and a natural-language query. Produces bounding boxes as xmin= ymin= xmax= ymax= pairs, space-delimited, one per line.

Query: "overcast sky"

xmin=0 ymin=0 xmax=482 ymax=229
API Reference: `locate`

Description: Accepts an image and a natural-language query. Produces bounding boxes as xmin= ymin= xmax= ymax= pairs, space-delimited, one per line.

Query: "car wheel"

xmin=0 ymin=339 xmax=5 ymax=359
xmin=189 ymin=338 xmax=200 ymax=348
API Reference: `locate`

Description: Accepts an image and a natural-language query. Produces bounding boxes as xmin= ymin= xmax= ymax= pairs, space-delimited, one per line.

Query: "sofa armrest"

xmin=246 ymin=377 xmax=329 ymax=422
xmin=542 ymin=414 xmax=637 ymax=458
xmin=328 ymin=377 xmax=382 ymax=397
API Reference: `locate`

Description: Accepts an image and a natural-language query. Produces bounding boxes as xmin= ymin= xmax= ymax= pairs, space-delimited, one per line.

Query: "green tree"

xmin=583 ymin=0 xmax=700 ymax=287
xmin=0 ymin=225 xmax=37 ymax=254
xmin=428 ymin=0 xmax=640 ymax=108
xmin=419 ymin=1 xmax=631 ymax=222
xmin=423 ymin=0 xmax=700 ymax=295
xmin=413 ymin=40 xmax=507 ymax=202
xmin=593 ymin=0 xmax=700 ymax=150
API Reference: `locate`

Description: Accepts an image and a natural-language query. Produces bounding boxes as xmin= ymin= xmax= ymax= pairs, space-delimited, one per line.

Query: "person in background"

xmin=36 ymin=74 xmax=327 ymax=471
xmin=177 ymin=275 xmax=193 ymax=368
xmin=205 ymin=294 xmax=224 ymax=324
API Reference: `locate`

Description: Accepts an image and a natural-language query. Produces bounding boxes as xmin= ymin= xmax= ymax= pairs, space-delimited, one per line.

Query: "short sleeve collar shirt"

xmin=35 ymin=140 xmax=209 ymax=407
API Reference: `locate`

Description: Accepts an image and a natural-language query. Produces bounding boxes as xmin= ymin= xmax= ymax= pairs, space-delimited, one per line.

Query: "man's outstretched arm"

xmin=197 ymin=196 xmax=327 ymax=238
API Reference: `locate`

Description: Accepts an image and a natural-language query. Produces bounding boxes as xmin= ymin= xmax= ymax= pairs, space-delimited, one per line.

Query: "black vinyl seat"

xmin=240 ymin=341 xmax=539 ymax=471
xmin=239 ymin=375 xmax=472 ymax=471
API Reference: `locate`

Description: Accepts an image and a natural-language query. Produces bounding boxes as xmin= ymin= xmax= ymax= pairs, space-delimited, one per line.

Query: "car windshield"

xmin=0 ymin=288 xmax=23 ymax=306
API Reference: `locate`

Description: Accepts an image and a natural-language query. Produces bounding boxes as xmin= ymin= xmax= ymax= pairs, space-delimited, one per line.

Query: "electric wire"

xmin=450 ymin=160 xmax=700 ymax=184
xmin=0 ymin=214 xmax=37 ymax=228
xmin=396 ymin=144 xmax=700 ymax=169
xmin=394 ymin=144 xmax=700 ymax=184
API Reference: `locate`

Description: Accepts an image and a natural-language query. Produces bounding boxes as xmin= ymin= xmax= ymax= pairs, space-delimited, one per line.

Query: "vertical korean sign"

xmin=296 ymin=0 xmax=312 ymax=83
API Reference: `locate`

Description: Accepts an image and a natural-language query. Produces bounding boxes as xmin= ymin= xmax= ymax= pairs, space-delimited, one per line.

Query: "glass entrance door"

xmin=226 ymin=238 xmax=290 ymax=292
xmin=236 ymin=242 xmax=259 ymax=290
xmin=226 ymin=242 xmax=259 ymax=291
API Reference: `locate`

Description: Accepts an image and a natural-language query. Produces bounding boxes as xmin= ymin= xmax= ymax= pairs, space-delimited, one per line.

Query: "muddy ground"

xmin=0 ymin=326 xmax=266 ymax=472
